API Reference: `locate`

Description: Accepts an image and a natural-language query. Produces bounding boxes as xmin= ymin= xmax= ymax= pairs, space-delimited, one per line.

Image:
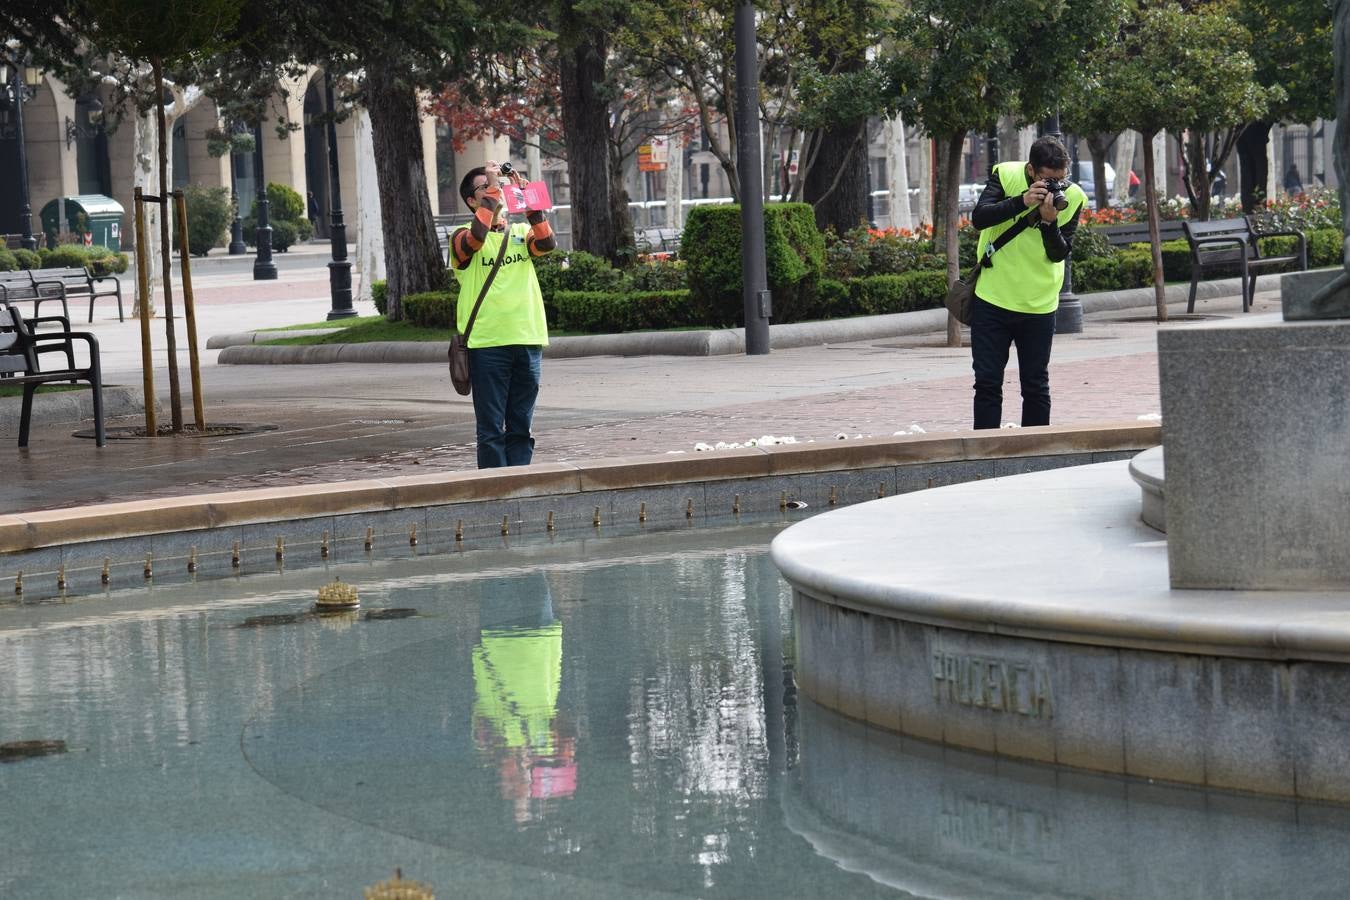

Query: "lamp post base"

xmin=1055 ymin=295 xmax=1084 ymax=334
xmin=326 ymin=259 xmax=356 ymax=320
xmin=228 ymin=219 xmax=246 ymax=255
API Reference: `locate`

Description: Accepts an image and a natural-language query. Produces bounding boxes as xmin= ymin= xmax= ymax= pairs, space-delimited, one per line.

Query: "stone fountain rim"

xmin=771 ymin=459 xmax=1350 ymax=664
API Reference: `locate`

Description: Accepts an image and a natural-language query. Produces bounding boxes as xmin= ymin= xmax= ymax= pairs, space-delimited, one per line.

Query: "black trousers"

xmin=970 ymin=296 xmax=1056 ymax=429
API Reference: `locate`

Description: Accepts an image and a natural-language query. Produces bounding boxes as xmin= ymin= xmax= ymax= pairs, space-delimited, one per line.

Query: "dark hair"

xmin=1029 ymin=136 xmax=1070 ymax=171
xmin=459 ymin=166 xmax=487 ymax=210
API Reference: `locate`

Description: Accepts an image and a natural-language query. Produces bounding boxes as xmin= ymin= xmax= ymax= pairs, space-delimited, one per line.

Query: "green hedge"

xmin=13 ymin=248 xmax=39 ymax=270
xmin=1307 ymin=227 xmax=1344 ymax=267
xmin=0 ymin=249 xmax=16 ymax=271
xmin=371 ymin=279 xmax=388 ymax=315
xmin=682 ymin=203 xmax=824 ymax=326
xmin=181 ymin=184 xmax=232 ymax=256
xmin=849 ymin=271 xmax=949 ymax=316
xmin=38 ymin=244 xmax=129 ymax=275
xmin=243 ymin=182 xmax=315 ymax=252
xmin=402 ymin=290 xmax=458 ymax=329
xmin=552 ymin=289 xmax=694 ymax=333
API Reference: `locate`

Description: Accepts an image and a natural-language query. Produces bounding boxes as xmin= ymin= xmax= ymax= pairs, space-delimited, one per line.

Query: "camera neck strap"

xmin=981 ymin=208 xmax=1043 ymax=266
xmin=461 ymin=217 xmax=512 ymax=341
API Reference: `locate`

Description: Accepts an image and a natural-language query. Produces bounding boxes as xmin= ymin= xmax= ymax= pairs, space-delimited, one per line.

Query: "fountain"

xmin=772 ymin=3 xmax=1350 ymax=803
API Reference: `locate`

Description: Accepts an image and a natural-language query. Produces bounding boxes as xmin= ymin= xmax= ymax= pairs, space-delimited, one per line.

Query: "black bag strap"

xmin=461 ymin=218 xmax=512 ymax=342
xmin=980 ymin=208 xmax=1044 ymax=267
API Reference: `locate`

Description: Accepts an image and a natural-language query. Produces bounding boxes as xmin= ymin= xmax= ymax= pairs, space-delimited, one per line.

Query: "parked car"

xmin=1071 ymin=161 xmax=1115 ymax=207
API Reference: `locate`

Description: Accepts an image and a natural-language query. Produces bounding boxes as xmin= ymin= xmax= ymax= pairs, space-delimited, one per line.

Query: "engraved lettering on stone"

xmin=937 ymin=788 xmax=1058 ymax=862
xmin=932 ymin=650 xmax=1053 ymax=719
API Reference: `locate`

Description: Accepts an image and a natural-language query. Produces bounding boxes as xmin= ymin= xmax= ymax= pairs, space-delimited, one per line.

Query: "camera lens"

xmin=499 ymin=161 xmax=515 ymax=177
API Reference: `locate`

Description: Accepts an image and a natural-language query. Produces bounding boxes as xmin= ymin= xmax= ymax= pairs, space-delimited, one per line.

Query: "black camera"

xmin=1041 ymin=178 xmax=1070 ymax=211
xmin=498 ymin=161 xmax=516 ymax=178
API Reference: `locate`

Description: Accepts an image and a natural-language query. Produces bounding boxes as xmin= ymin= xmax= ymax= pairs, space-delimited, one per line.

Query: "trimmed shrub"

xmin=1072 ymin=226 xmax=1116 ymax=262
xmin=767 ymin=203 xmax=825 ymax=323
xmin=403 ymin=289 xmax=458 ymax=329
xmin=0 ymin=249 xmax=16 ymax=271
xmin=1072 ymin=255 xmax=1127 ymax=293
xmin=39 ymin=244 xmax=127 ymax=275
xmin=372 ymin=279 xmax=388 ymax=315
xmin=627 ymin=258 xmax=687 ymax=292
xmin=552 ymin=289 xmax=694 ymax=333
xmin=181 ymin=184 xmax=232 ymax=256
xmin=682 ymin=202 xmax=824 ymax=326
xmin=1306 ymin=227 xmax=1344 ymax=268
xmin=12 ymin=248 xmax=39 ymax=270
xmin=243 ymin=182 xmax=314 ymax=250
xmin=270 ymin=219 xmax=298 ymax=253
xmin=533 ymin=250 xmax=625 ymax=314
xmin=849 ymin=270 xmax=948 ymax=316
xmin=1161 ymin=238 xmax=1193 ymax=282
xmin=1117 ymin=247 xmax=1156 ymax=288
xmin=813 ymin=278 xmax=855 ymax=319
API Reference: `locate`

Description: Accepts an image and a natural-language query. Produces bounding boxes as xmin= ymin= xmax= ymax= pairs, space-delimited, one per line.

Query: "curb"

xmin=0 ymin=385 xmax=152 ymax=430
xmin=214 ymin=276 xmax=1252 ymax=365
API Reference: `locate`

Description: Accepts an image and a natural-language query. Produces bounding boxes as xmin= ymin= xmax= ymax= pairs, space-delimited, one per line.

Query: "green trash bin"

xmin=39 ymin=195 xmax=125 ymax=252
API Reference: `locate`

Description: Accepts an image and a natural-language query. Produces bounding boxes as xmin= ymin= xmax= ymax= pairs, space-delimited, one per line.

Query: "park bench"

xmin=1182 ymin=217 xmax=1307 ymax=312
xmin=635 ymin=227 xmax=681 ymax=255
xmin=0 ymin=304 xmax=105 ymax=447
xmin=28 ymin=265 xmax=124 ymax=323
xmin=0 ymin=271 xmax=69 ymax=320
xmin=1097 ymin=221 xmax=1186 ymax=248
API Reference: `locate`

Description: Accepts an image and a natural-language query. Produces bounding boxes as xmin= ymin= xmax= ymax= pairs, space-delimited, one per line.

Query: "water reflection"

xmin=787 ymin=698 xmax=1350 ymax=899
xmin=471 ymin=575 xmax=576 ymax=823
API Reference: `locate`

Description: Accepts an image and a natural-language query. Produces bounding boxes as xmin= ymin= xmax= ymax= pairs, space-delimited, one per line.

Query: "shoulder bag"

xmin=449 ymin=222 xmax=512 ymax=396
xmin=944 ymin=209 xmax=1043 ymax=325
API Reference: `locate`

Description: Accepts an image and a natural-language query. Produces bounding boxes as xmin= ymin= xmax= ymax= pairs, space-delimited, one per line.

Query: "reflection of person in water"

xmin=472 ymin=575 xmax=576 ymax=824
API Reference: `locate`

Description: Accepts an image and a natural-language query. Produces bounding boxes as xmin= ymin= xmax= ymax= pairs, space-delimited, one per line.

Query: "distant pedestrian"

xmin=307 ymin=191 xmax=320 ymax=228
xmin=451 ymin=161 xmax=558 ymax=468
xmin=1127 ymin=169 xmax=1140 ymax=199
xmin=1284 ymin=164 xmax=1303 ymax=195
xmin=969 ymin=135 xmax=1087 ymax=429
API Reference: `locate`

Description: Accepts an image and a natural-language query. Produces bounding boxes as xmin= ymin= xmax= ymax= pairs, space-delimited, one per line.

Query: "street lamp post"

xmin=0 ymin=58 xmax=38 ymax=251
xmin=251 ymin=121 xmax=277 ymax=280
xmin=1041 ymin=112 xmax=1083 ymax=335
xmin=734 ymin=0 xmax=771 ymax=355
xmin=228 ymin=143 xmax=246 ymax=255
xmin=323 ymin=72 xmax=354 ymax=320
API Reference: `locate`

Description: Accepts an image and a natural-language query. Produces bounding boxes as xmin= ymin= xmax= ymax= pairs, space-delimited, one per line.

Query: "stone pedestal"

xmin=1158 ymin=315 xmax=1350 ymax=589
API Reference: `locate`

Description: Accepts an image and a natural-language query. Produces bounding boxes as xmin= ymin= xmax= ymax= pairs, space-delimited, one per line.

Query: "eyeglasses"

xmin=473 ymin=181 xmax=489 ymax=193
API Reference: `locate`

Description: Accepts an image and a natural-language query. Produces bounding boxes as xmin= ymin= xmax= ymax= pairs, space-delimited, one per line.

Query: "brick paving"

xmin=2 ymin=256 xmax=1278 ymax=513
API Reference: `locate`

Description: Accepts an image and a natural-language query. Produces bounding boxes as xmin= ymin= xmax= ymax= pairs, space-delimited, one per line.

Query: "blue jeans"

xmin=468 ymin=345 xmax=542 ymax=468
xmin=970 ymin=296 xmax=1055 ymax=429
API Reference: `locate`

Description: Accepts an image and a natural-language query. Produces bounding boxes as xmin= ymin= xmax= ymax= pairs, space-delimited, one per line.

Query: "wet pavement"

xmin=3 ymin=248 xmax=1279 ymax=514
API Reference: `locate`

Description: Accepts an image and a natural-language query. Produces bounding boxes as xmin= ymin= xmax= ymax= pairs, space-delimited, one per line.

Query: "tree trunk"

xmin=886 ymin=116 xmax=912 ymax=230
xmin=153 ymin=58 xmax=183 ymax=433
xmin=1112 ymin=129 xmax=1137 ymax=206
xmin=1142 ymin=130 xmax=1167 ymax=322
xmin=1184 ymin=130 xmax=1213 ymax=221
xmin=354 ymin=109 xmax=386 ymax=299
xmin=605 ymin=140 xmax=635 ymax=265
xmin=1086 ymin=133 xmax=1114 ymax=210
xmin=1236 ymin=121 xmax=1272 ymax=214
xmin=915 ymin=136 xmax=934 ymax=229
xmin=560 ymin=24 xmax=622 ymax=265
xmin=364 ymin=61 xmax=443 ymax=322
xmin=942 ymin=131 xmax=964 ymax=347
xmin=803 ymin=122 xmax=869 ymax=233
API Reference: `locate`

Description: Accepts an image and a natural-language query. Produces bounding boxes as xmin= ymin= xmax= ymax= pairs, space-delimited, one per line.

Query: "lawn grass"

xmin=258 ymin=315 xmax=385 ymax=331
xmin=260 ymin=320 xmax=449 ymax=344
xmin=0 ymin=383 xmax=87 ymax=398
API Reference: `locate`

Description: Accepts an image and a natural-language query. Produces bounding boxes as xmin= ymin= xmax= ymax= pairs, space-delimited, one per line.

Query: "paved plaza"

xmin=3 ymin=245 xmax=1277 ymax=513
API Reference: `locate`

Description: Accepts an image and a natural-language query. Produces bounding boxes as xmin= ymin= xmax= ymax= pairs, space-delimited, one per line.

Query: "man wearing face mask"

xmin=969 ymin=135 xmax=1087 ymax=430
